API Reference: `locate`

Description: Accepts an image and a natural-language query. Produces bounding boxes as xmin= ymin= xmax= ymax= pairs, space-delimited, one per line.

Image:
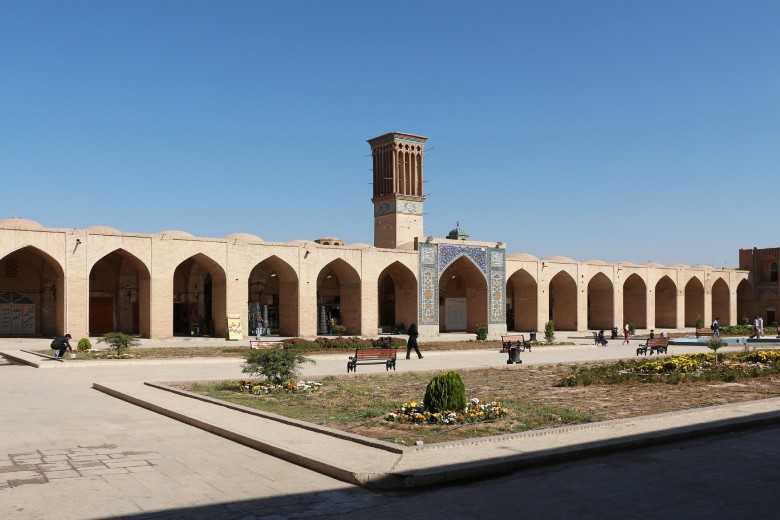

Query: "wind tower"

xmin=367 ymin=132 xmax=427 ymax=249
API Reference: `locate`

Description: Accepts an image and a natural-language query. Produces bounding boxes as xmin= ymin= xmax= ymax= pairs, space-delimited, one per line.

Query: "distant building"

xmin=0 ymin=132 xmax=751 ymax=339
xmin=738 ymin=248 xmax=779 ymax=325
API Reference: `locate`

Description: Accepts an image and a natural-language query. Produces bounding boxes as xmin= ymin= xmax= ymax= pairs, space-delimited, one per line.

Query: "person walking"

xmin=754 ymin=316 xmax=761 ymax=339
xmin=758 ymin=316 xmax=764 ymax=338
xmin=406 ymin=323 xmax=422 ymax=359
xmin=50 ymin=334 xmax=74 ymax=359
xmin=712 ymin=317 xmax=720 ymax=338
xmin=255 ymin=315 xmax=264 ymax=339
xmin=622 ymin=323 xmax=630 ymax=345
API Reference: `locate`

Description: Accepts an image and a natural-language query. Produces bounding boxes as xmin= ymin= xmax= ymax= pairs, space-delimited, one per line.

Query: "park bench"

xmin=636 ymin=338 xmax=669 ymax=356
xmin=501 ymin=334 xmax=531 ymax=353
xmin=347 ymin=348 xmax=397 ymax=373
xmin=592 ymin=331 xmax=608 ymax=346
xmin=695 ymin=328 xmax=715 ymax=338
xmin=249 ymin=340 xmax=279 ymax=349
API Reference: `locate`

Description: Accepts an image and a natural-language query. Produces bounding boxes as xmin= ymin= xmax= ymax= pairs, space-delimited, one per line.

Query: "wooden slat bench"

xmin=347 ymin=348 xmax=397 ymax=373
xmin=501 ymin=335 xmax=531 ymax=353
xmin=636 ymin=338 xmax=669 ymax=356
xmin=695 ymin=328 xmax=715 ymax=338
xmin=249 ymin=340 xmax=279 ymax=349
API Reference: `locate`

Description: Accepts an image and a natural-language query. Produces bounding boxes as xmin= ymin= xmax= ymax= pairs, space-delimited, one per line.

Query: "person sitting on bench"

xmin=597 ymin=329 xmax=608 ymax=346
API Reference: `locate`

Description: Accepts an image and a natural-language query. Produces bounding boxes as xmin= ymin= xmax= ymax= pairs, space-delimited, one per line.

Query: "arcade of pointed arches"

xmin=0 ymin=238 xmax=752 ymax=338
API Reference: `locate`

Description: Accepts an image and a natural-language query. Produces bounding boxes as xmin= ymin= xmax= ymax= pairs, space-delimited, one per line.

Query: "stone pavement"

xmin=1 ymin=335 xmax=780 ymax=519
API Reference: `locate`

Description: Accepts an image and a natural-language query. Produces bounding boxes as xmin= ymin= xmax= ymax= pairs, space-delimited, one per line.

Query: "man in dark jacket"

xmin=406 ymin=323 xmax=423 ymax=359
xmin=51 ymin=334 xmax=73 ymax=358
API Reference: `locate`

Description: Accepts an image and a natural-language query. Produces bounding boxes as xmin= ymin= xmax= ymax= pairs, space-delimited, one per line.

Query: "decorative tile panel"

xmin=418 ymin=242 xmax=438 ymax=325
xmin=439 ymin=244 xmax=487 ymax=274
xmin=488 ymin=248 xmax=506 ymax=324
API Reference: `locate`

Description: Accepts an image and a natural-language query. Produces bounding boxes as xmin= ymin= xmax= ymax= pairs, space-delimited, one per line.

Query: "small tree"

xmin=98 ymin=332 xmax=139 ymax=355
xmin=423 ymin=371 xmax=467 ymax=413
xmin=242 ymin=349 xmax=314 ymax=385
xmin=708 ymin=337 xmax=726 ymax=364
xmin=696 ymin=314 xmax=704 ymax=330
xmin=629 ymin=323 xmax=636 ymax=336
xmin=544 ymin=320 xmax=555 ymax=343
xmin=332 ymin=324 xmax=347 ymax=337
xmin=77 ymin=337 xmax=92 ymax=352
xmin=475 ymin=325 xmax=488 ymax=341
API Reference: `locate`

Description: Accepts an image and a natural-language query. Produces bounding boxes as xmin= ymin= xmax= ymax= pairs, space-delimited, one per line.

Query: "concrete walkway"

xmin=1 ymin=335 xmax=779 ymax=518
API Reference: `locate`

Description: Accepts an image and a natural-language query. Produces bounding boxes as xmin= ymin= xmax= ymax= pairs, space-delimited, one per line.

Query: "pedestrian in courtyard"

xmin=597 ymin=329 xmax=607 ymax=346
xmin=406 ymin=322 xmax=422 ymax=359
xmin=256 ymin=315 xmax=264 ymax=339
xmin=50 ymin=334 xmax=73 ymax=359
xmin=754 ymin=316 xmax=761 ymax=338
xmin=712 ymin=317 xmax=720 ymax=338
xmin=623 ymin=323 xmax=630 ymax=345
xmin=758 ymin=316 xmax=764 ymax=338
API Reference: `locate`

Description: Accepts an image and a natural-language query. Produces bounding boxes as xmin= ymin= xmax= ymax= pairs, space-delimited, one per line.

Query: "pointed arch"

xmin=249 ymin=255 xmax=299 ymax=337
xmin=506 ymin=269 xmax=537 ymax=332
xmin=655 ymin=275 xmax=677 ymax=329
xmin=317 ymin=259 xmax=361 ymax=335
xmin=736 ymin=279 xmax=754 ymax=325
xmin=172 ymin=253 xmax=227 ymax=337
xmin=684 ymin=277 xmax=705 ymax=327
xmin=377 ymin=261 xmax=417 ymax=333
xmin=623 ymin=274 xmax=647 ymax=329
xmin=439 ymin=256 xmax=487 ymax=333
xmin=0 ymin=246 xmax=65 ymax=336
xmin=549 ymin=271 xmax=577 ymax=331
xmin=88 ymin=248 xmax=151 ymax=337
xmin=587 ymin=272 xmax=613 ymax=330
xmin=711 ymin=278 xmax=730 ymax=326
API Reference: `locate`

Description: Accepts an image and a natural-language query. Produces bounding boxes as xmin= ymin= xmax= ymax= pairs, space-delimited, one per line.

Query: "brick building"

xmin=0 ymin=132 xmax=752 ymax=340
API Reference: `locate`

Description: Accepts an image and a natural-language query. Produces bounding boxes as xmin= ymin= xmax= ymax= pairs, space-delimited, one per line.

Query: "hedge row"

xmin=281 ymin=336 xmax=407 ymax=350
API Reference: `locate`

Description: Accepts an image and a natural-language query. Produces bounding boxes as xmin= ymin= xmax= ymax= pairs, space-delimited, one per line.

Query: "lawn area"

xmin=179 ymin=360 xmax=780 ymax=446
xmin=35 ymin=339 xmax=512 ymax=359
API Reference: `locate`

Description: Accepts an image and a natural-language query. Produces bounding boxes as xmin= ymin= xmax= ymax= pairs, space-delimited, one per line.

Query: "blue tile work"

xmin=439 ymin=244 xmax=487 ymax=274
xmin=418 ymin=242 xmax=438 ymax=325
xmin=488 ymin=248 xmax=506 ymax=324
xmin=418 ymin=243 xmax=506 ymax=326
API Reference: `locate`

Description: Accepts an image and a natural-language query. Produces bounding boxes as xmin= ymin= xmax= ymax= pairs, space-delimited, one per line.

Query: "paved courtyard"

xmin=1 ymin=335 xmax=779 ymax=519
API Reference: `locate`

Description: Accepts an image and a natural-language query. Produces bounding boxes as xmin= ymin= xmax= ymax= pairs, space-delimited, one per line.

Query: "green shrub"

xmin=242 ymin=349 xmax=314 ymax=385
xmin=332 ymin=324 xmax=347 ymax=336
xmin=707 ymin=338 xmax=726 ymax=363
xmin=423 ymin=371 xmax=467 ymax=413
xmin=544 ymin=320 xmax=555 ymax=342
xmin=629 ymin=323 xmax=636 ymax=335
xmin=696 ymin=314 xmax=704 ymax=330
xmin=97 ymin=332 xmax=139 ymax=355
xmin=77 ymin=337 xmax=92 ymax=351
xmin=281 ymin=336 xmax=406 ymax=350
xmin=475 ymin=325 xmax=488 ymax=341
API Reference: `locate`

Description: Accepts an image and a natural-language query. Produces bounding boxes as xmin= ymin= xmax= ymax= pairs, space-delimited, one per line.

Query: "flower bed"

xmin=386 ymin=398 xmax=509 ymax=425
xmin=233 ymin=379 xmax=323 ymax=395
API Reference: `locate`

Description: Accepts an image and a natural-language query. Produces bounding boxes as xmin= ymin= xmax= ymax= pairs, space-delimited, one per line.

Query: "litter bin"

xmin=506 ymin=346 xmax=523 ymax=364
xmin=611 ymin=327 xmax=618 ymax=340
xmin=529 ymin=331 xmax=537 ymax=341
xmin=190 ymin=324 xmax=200 ymax=336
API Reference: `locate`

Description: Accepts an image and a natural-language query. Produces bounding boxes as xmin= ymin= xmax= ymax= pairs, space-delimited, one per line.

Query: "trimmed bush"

xmin=544 ymin=320 xmax=555 ymax=342
xmin=475 ymin=325 xmax=488 ymax=341
xmin=281 ymin=336 xmax=406 ymax=351
xmin=423 ymin=371 xmax=467 ymax=413
xmin=77 ymin=337 xmax=92 ymax=351
xmin=242 ymin=349 xmax=314 ymax=385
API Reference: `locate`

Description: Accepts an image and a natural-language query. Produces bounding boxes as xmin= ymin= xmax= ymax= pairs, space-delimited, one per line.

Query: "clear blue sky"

xmin=2 ymin=1 xmax=778 ymax=267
